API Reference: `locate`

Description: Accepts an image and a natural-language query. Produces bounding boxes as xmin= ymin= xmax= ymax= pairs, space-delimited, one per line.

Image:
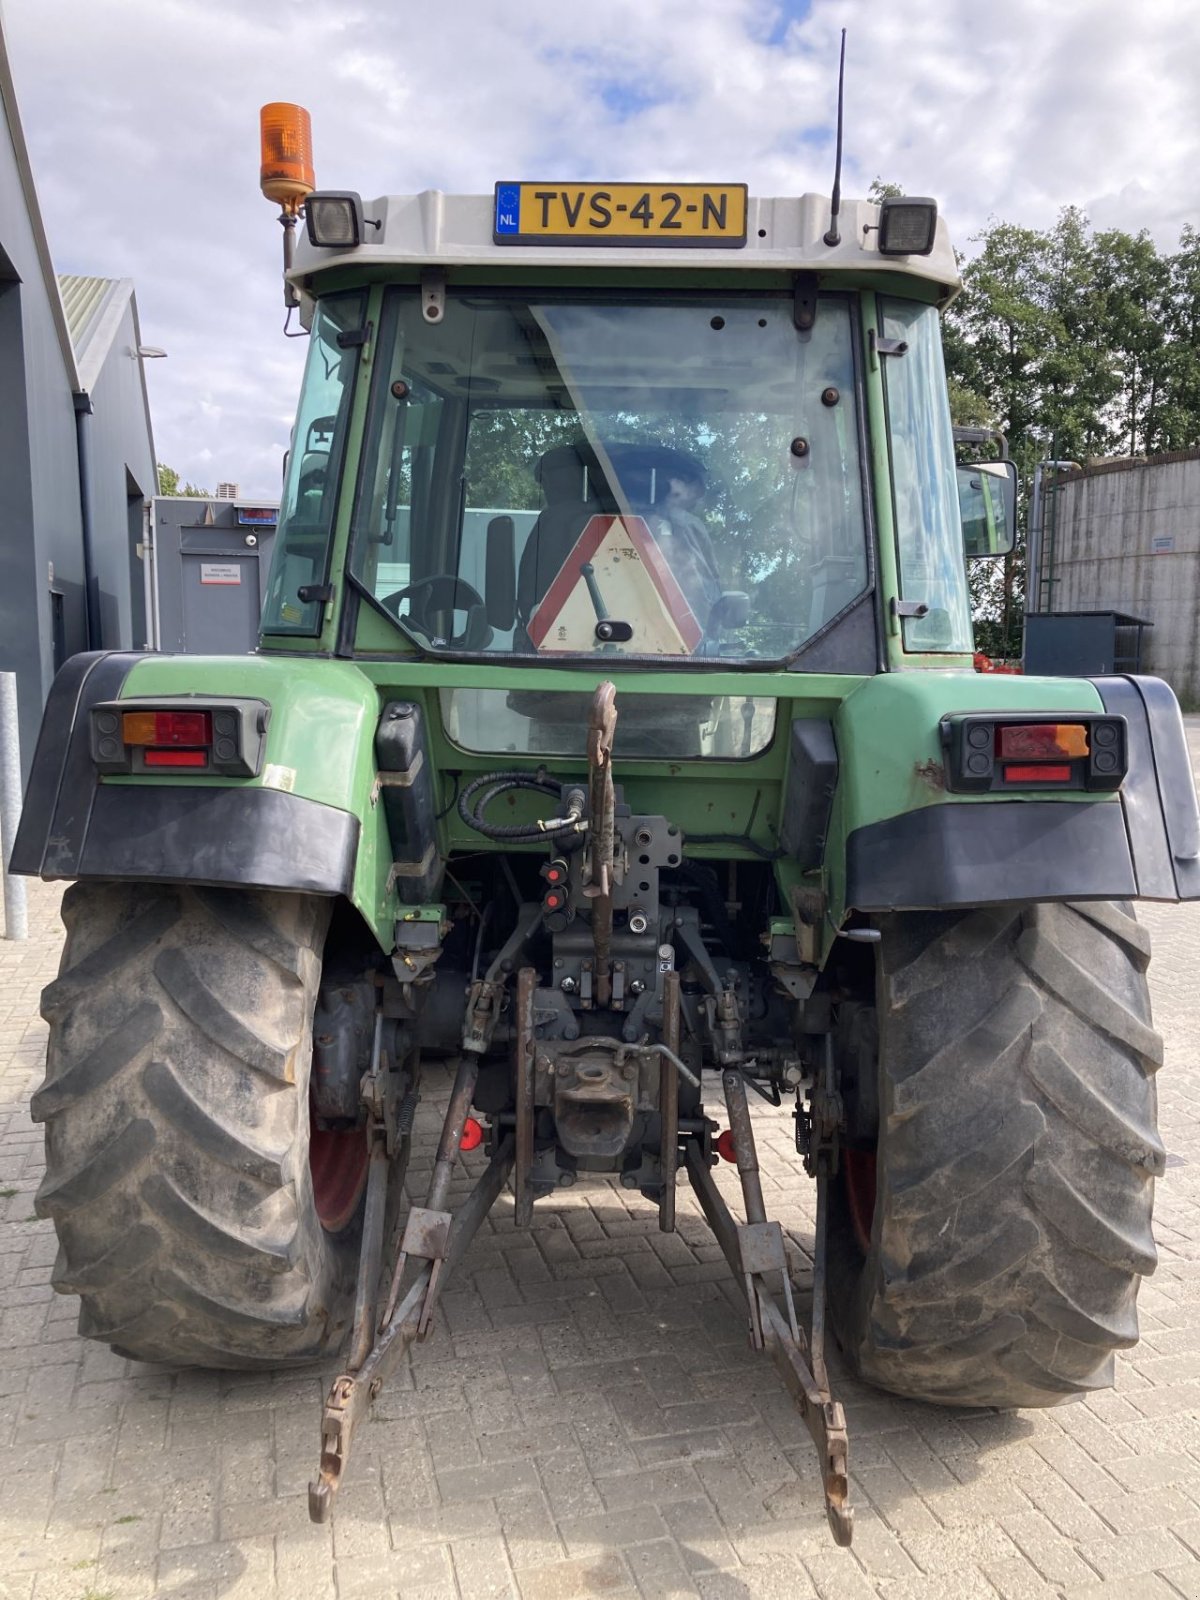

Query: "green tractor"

xmin=14 ymin=109 xmax=1198 ymax=1547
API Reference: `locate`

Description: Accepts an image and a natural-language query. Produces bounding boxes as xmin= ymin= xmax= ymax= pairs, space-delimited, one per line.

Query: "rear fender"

xmin=12 ymin=651 xmax=399 ymax=951
xmin=825 ymin=671 xmax=1200 ymax=927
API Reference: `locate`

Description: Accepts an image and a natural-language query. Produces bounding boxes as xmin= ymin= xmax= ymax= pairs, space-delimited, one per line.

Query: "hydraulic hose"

xmin=457 ymin=770 xmax=587 ymax=843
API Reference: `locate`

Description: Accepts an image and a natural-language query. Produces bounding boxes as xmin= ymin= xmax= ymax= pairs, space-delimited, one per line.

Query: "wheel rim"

xmin=843 ymin=1147 xmax=877 ymax=1256
xmin=309 ymin=1112 xmax=369 ymax=1233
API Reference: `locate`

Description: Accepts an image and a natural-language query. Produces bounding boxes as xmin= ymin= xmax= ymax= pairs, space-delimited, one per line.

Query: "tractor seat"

xmin=517 ymin=441 xmax=613 ymax=626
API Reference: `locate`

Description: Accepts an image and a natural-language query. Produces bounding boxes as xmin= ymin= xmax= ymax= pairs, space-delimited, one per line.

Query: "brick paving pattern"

xmin=1 ymin=728 xmax=1199 ymax=1598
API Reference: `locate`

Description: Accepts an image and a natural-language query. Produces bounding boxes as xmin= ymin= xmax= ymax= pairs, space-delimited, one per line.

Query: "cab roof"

xmin=290 ymin=190 xmax=961 ymax=306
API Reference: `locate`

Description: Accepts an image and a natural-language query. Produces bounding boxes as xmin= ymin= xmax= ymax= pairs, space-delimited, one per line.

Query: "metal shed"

xmin=1030 ymin=448 xmax=1200 ymax=706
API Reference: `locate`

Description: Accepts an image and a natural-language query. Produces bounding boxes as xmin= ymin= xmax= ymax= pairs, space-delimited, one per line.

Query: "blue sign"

xmin=494 ymin=184 xmax=521 ymax=236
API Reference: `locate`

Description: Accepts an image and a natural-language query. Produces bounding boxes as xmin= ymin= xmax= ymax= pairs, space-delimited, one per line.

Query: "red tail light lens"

xmin=1004 ymin=763 xmax=1072 ymax=784
xmin=998 ymin=723 xmax=1088 ymax=760
xmin=143 ymin=749 xmax=210 ymax=768
xmin=122 ymin=711 xmax=212 ymax=747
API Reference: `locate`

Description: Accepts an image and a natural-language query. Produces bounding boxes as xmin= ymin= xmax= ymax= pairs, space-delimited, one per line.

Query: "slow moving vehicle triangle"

xmin=527 ymin=514 xmax=702 ymax=654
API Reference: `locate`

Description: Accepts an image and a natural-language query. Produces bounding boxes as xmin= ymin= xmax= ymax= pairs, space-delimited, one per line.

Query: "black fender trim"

xmin=1090 ymin=675 xmax=1200 ymax=900
xmin=12 ymin=651 xmax=143 ymax=877
xmin=845 ymin=799 xmax=1137 ymax=911
xmin=13 ymin=649 xmax=359 ymax=895
xmin=75 ymin=784 xmax=359 ymax=895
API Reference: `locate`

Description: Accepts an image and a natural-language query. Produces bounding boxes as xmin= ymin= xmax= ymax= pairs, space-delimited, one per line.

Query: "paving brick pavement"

xmin=2 ymin=728 xmax=1199 ymax=1599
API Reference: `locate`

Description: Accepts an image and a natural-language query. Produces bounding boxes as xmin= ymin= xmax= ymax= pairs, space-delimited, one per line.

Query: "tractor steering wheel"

xmin=382 ymin=575 xmax=492 ymax=651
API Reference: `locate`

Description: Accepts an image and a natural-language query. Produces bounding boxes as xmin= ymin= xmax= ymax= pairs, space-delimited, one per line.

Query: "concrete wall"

xmin=0 ymin=78 xmax=88 ymax=774
xmin=1043 ymin=451 xmax=1200 ymax=705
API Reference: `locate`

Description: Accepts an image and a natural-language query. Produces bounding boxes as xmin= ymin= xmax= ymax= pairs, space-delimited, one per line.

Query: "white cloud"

xmin=5 ymin=0 xmax=1198 ymax=496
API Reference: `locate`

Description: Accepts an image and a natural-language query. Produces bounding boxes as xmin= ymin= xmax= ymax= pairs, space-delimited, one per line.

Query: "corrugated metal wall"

xmin=1042 ymin=449 xmax=1200 ymax=706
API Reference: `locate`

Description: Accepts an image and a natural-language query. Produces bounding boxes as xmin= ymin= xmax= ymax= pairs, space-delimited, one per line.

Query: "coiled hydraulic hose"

xmin=457 ymin=770 xmax=587 ymax=843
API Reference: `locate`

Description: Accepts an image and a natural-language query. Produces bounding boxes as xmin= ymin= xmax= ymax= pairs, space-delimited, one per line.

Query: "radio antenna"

xmin=823 ymin=29 xmax=847 ymax=247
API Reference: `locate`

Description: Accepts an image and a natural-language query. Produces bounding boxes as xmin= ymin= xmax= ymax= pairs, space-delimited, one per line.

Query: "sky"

xmin=4 ymin=0 xmax=1199 ymax=500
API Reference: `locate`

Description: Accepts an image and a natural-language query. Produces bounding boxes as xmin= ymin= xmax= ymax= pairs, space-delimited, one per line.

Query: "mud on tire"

xmin=828 ymin=900 xmax=1164 ymax=1408
xmin=33 ymin=882 xmax=362 ymax=1368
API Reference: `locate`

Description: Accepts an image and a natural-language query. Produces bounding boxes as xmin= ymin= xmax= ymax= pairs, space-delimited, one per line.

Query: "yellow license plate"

xmin=493 ymin=183 xmax=748 ymax=247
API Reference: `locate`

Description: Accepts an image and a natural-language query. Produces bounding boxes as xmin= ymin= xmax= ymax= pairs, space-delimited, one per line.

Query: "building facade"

xmin=0 ymin=20 xmax=156 ymax=772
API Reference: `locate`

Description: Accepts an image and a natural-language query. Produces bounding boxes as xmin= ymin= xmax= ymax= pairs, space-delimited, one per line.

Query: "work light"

xmin=306 ymin=192 xmax=366 ymax=249
xmin=877 ymin=197 xmax=938 ymax=256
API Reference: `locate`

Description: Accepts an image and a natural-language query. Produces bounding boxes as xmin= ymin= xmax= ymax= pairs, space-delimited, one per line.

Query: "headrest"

xmin=535 ymin=442 xmax=601 ymax=504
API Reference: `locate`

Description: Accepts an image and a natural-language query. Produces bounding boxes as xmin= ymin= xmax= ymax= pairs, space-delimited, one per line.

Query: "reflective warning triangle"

xmin=528 ymin=515 xmax=702 ymax=654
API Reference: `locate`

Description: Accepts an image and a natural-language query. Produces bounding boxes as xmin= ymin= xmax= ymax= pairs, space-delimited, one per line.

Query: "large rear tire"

xmin=827 ymin=901 xmax=1164 ymax=1408
xmin=33 ymin=882 xmax=366 ymax=1368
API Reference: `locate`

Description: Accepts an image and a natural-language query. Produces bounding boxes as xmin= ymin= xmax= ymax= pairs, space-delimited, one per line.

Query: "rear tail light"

xmin=122 ymin=710 xmax=212 ymax=747
xmin=90 ymin=698 xmax=270 ymax=777
xmin=940 ymin=714 xmax=1127 ymax=794
xmin=997 ymin=723 xmax=1088 ymax=760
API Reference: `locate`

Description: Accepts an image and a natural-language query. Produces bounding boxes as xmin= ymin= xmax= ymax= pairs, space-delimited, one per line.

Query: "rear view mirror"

xmin=958 ymin=459 xmax=1017 ymax=558
xmin=306 ymin=414 xmax=337 ymax=451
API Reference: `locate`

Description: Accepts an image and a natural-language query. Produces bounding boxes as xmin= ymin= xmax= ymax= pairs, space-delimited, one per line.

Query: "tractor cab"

xmin=263 ymin=179 xmax=1001 ymax=684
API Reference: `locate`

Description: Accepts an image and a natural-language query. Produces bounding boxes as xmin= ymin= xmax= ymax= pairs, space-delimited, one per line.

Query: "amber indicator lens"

xmin=1004 ymin=763 xmax=1072 ymax=784
xmin=997 ymin=722 xmax=1089 ymax=760
xmin=122 ymin=711 xmax=212 ymax=747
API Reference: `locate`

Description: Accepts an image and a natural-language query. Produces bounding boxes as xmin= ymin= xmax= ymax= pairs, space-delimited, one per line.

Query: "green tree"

xmin=941 ymin=221 xmax=1056 ymax=660
xmin=940 ymin=207 xmax=1200 ymax=658
xmin=945 ymin=207 xmax=1200 ymax=470
xmin=1090 ymin=227 xmax=1171 ymax=455
xmin=464 ymin=411 xmax=583 ymax=509
xmin=944 ymin=210 xmax=1115 ymax=472
xmin=157 ymin=463 xmax=211 ymax=497
xmin=1157 ymin=226 xmax=1200 ymax=450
